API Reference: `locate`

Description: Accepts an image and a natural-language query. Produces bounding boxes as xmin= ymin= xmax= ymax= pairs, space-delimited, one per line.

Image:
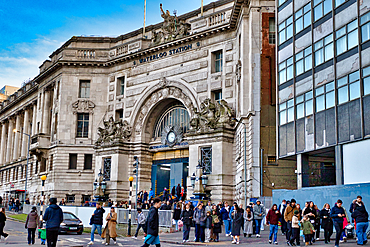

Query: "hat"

xmin=294 ymin=210 xmax=299 ymax=215
xmin=291 ymin=199 xmax=296 ymax=203
xmin=31 ymin=206 xmax=37 ymax=211
xmin=49 ymin=198 xmax=57 ymax=204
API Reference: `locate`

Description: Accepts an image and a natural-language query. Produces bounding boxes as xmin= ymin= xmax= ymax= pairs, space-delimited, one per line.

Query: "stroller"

xmin=345 ymin=224 xmax=355 ymax=239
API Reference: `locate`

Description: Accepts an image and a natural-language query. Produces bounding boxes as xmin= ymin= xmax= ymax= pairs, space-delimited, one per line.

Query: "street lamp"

xmin=13 ymin=129 xmax=31 ymax=203
xmin=190 ymin=173 xmax=196 ymax=188
xmin=190 ymin=160 xmax=209 ymax=200
xmin=93 ymin=169 xmax=108 ymax=201
xmin=40 ymin=175 xmax=47 ymax=227
xmin=201 ymin=174 xmax=208 ymax=189
xmin=128 ymin=176 xmax=134 ymax=236
xmin=133 ymin=156 xmax=139 ymax=209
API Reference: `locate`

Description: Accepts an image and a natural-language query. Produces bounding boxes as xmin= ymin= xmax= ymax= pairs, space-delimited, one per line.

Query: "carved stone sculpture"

xmin=95 ymin=116 xmax=132 ymax=146
xmin=72 ymin=99 xmax=95 ymax=114
xmin=190 ymin=98 xmax=235 ymax=132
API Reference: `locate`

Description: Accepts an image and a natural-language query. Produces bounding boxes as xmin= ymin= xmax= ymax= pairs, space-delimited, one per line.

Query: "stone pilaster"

xmin=42 ymin=90 xmax=51 ymax=134
xmin=0 ymin=122 xmax=7 ymax=165
xmin=21 ymin=108 xmax=30 ymax=158
xmin=31 ymin=102 xmax=37 ymax=136
xmin=13 ymin=113 xmax=22 ymax=160
xmin=6 ymin=118 xmax=14 ymax=163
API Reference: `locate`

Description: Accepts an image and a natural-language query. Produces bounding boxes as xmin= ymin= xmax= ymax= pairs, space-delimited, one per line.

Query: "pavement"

xmin=1 ymin=218 xmax=361 ymax=247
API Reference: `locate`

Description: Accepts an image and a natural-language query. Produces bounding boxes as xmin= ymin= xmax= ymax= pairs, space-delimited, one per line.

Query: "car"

xmin=59 ymin=212 xmax=84 ymax=235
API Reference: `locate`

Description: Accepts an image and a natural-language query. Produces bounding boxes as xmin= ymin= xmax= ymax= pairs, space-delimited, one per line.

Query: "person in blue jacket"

xmin=220 ymin=201 xmax=232 ymax=236
xmin=43 ymin=198 xmax=63 ymax=247
xmin=330 ymin=199 xmax=346 ymax=247
xmin=88 ymin=203 xmax=106 ymax=245
xmin=149 ymin=188 xmax=154 ymax=201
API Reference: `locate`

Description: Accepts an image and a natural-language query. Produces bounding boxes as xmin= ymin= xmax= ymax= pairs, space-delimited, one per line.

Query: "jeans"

xmin=135 ymin=224 xmax=145 ymax=237
xmin=334 ymin=221 xmax=343 ymax=246
xmin=28 ymin=228 xmax=36 ymax=244
xmin=290 ymin=228 xmax=300 ymax=246
xmin=183 ymin=224 xmax=190 ymax=241
xmin=269 ymin=224 xmax=278 ymax=242
xmin=91 ymin=224 xmax=102 ymax=242
xmin=174 ymin=220 xmax=179 ymax=231
xmin=46 ymin=229 xmax=59 ymax=247
xmin=356 ymin=222 xmax=369 ymax=245
xmin=224 ymin=219 xmax=231 ymax=235
xmin=255 ymin=219 xmax=262 ymax=235
xmin=281 ymin=219 xmax=287 ymax=234
xmin=286 ymin=221 xmax=292 ymax=241
xmin=195 ymin=224 xmax=201 ymax=241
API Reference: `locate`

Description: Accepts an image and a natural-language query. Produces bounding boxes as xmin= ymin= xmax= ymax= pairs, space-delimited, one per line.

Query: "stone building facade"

xmin=0 ymin=0 xmax=295 ymax=205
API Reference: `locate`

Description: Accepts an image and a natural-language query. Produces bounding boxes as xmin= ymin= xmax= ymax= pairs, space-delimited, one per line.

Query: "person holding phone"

xmin=330 ymin=199 xmax=346 ymax=247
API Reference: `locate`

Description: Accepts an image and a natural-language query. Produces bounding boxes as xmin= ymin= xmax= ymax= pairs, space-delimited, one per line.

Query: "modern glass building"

xmin=276 ymin=0 xmax=370 ymax=187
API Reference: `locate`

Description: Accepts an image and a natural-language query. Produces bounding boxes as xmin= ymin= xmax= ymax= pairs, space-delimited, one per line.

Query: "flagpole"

xmin=201 ymin=0 xmax=204 ymax=16
xmin=143 ymin=0 xmax=147 ymax=38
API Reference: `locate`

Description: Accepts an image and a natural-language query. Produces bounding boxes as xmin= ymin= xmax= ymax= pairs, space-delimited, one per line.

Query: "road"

xmin=1 ymin=219 xmax=361 ymax=246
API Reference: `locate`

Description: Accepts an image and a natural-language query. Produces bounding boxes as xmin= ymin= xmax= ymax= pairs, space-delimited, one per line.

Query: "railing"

xmin=117 ymin=209 xmax=173 ymax=227
xmin=209 ymin=12 xmax=227 ymax=26
xmin=77 ymin=50 xmax=96 ymax=59
xmin=116 ymin=45 xmax=128 ymax=56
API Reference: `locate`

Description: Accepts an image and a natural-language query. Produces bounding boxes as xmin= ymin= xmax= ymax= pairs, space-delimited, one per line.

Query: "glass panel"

xmin=313 ymin=0 xmax=321 ymax=6
xmin=347 ymin=20 xmax=358 ymax=32
xmin=360 ymin=12 xmax=370 ymax=25
xmin=314 ymin=40 xmax=323 ymax=50
xmin=362 ymin=23 xmax=370 ymax=43
xmin=296 ymin=60 xmax=304 ymax=75
xmin=316 ymin=86 xmax=325 ymax=95
xmin=296 ymin=95 xmax=304 ymax=103
xmin=279 ymin=22 xmax=286 ymax=31
xmin=348 ymin=29 xmax=358 ymax=50
xmin=287 ymin=24 xmax=293 ymax=38
xmin=315 ymin=49 xmax=324 ymax=66
xmin=326 ymin=91 xmax=335 ymax=108
xmin=280 ymin=111 xmax=287 ymax=125
xmin=304 ymin=12 xmax=311 ymax=28
xmin=287 ymin=107 xmax=295 ymax=122
xmin=296 ymin=51 xmax=304 ymax=60
xmin=349 ymin=71 xmax=359 ymax=82
xmin=336 ymin=27 xmax=346 ymax=38
xmin=325 ymin=43 xmax=334 ymax=61
xmin=296 ymin=18 xmax=303 ymax=34
xmin=287 ymin=16 xmax=293 ymax=24
xmin=287 ymin=57 xmax=294 ymax=65
xmin=287 ymin=65 xmax=294 ymax=80
xmin=305 ymin=91 xmax=313 ymax=100
xmin=314 ymin=4 xmax=323 ymax=21
xmin=295 ymin=9 xmax=303 ymax=19
xmin=279 ymin=70 xmax=286 ymax=84
xmin=279 ymin=102 xmax=287 ymax=111
xmin=326 ymin=81 xmax=335 ymax=91
xmin=287 ymin=99 xmax=294 ymax=107
xmin=279 ymin=61 xmax=286 ymax=71
xmin=363 ymin=66 xmax=370 ymax=77
xmin=305 ymin=46 xmax=312 ymax=55
xmin=324 ymin=34 xmax=333 ymax=45
xmin=337 ymin=76 xmax=348 ymax=87
xmin=279 ymin=30 xmax=286 ymax=44
xmin=335 ymin=0 xmax=345 ymax=7
xmin=306 ymin=99 xmax=313 ymax=115
xmin=364 ymin=77 xmax=370 ymax=95
xmin=338 ymin=85 xmax=349 ymax=104
xmin=323 ymin=0 xmax=332 ymax=14
xmin=305 ymin=55 xmax=312 ymax=71
xmin=316 ymin=95 xmax=325 ymax=112
xmin=349 ymin=81 xmax=360 ymax=100
xmin=336 ymin=36 xmax=346 ymax=55
xmin=304 ymin=4 xmax=311 ymax=13
xmin=296 ymin=103 xmax=305 ymax=119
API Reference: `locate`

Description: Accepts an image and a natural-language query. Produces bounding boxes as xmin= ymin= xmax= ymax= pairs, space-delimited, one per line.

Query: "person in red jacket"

xmin=266 ymin=204 xmax=282 ymax=245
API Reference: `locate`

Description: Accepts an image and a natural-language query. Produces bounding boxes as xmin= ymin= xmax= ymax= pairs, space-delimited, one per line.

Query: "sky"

xmin=0 ymin=0 xmax=214 ymax=88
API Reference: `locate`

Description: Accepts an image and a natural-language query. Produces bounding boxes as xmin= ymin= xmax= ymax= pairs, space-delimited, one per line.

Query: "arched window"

xmin=154 ymin=106 xmax=190 ymax=139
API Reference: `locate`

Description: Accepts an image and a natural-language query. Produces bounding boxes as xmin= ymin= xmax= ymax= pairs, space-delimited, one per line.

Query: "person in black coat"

xmin=330 ymin=200 xmax=346 ymax=247
xmin=0 ymin=207 xmax=8 ymax=240
xmin=176 ymin=184 xmax=181 ymax=200
xmin=88 ymin=203 xmax=105 ymax=245
xmin=181 ymin=204 xmax=193 ymax=242
xmin=351 ymin=203 xmax=369 ymax=245
xmin=43 ymin=198 xmax=63 ymax=247
xmin=173 ymin=203 xmax=181 ymax=232
xmin=303 ymin=201 xmax=317 ymax=244
xmin=320 ymin=203 xmax=333 ymax=244
xmin=231 ymin=203 xmax=243 ymax=245
xmin=142 ymin=198 xmax=161 ymax=247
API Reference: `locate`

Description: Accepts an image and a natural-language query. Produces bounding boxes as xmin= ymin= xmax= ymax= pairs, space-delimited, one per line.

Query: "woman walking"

xmin=173 ymin=203 xmax=181 ymax=232
xmin=351 ymin=202 xmax=369 ymax=245
xmin=101 ymin=207 xmax=117 ymax=245
xmin=231 ymin=203 xmax=243 ymax=244
xmin=180 ymin=204 xmax=192 ymax=243
xmin=25 ymin=206 xmax=39 ymax=245
xmin=266 ymin=204 xmax=281 ymax=245
xmin=0 ymin=207 xmax=8 ymax=240
xmin=303 ymin=201 xmax=316 ymax=244
xmin=243 ymin=207 xmax=253 ymax=237
xmin=320 ymin=203 xmax=333 ymax=244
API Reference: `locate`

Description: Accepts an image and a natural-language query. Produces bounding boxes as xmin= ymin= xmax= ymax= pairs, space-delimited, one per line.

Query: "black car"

xmin=59 ymin=212 xmax=84 ymax=234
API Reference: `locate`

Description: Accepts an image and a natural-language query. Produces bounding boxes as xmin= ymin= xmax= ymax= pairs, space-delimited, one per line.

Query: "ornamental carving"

xmin=190 ymin=98 xmax=236 ymax=132
xmin=161 ymin=125 xmax=183 ymax=147
xmin=150 ymin=4 xmax=191 ymax=46
xmin=72 ymin=99 xmax=95 ymax=114
xmin=95 ymin=117 xmax=132 ymax=146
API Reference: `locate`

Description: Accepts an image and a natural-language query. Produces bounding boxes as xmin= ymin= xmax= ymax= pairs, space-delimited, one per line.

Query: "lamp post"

xmin=133 ymin=156 xmax=139 ymax=209
xmin=190 ymin=160 xmax=208 ymax=200
xmin=128 ymin=176 xmax=134 ymax=236
xmin=93 ymin=169 xmax=107 ymax=201
xmin=13 ymin=129 xmax=31 ymax=202
xmin=39 ymin=175 xmax=47 ymax=227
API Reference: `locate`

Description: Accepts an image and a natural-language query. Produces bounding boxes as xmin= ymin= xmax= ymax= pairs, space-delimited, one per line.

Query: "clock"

xmin=167 ymin=131 xmax=176 ymax=143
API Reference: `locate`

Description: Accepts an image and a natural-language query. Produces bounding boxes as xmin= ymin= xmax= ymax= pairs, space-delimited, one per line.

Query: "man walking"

xmin=88 ymin=203 xmax=106 ymax=245
xmin=43 ymin=198 xmax=63 ymax=247
xmin=220 ymin=202 xmax=232 ymax=236
xmin=278 ymin=199 xmax=287 ymax=235
xmin=284 ymin=199 xmax=296 ymax=244
xmin=142 ymin=198 xmax=161 ymax=247
xmin=253 ymin=200 xmax=266 ymax=238
xmin=331 ymin=199 xmax=346 ymax=247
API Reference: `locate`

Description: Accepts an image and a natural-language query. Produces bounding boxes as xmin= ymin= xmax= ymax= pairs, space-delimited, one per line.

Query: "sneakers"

xmin=88 ymin=241 xmax=94 ymax=245
xmin=105 ymin=243 xmax=109 ymax=246
xmin=232 ymin=240 xmax=236 ymax=244
xmin=183 ymin=240 xmax=186 ymax=243
xmin=132 ymin=236 xmax=137 ymax=239
xmin=226 ymin=234 xmax=229 ymax=237
xmin=102 ymin=240 xmax=106 ymax=244
xmin=274 ymin=242 xmax=278 ymax=245
xmin=114 ymin=242 xmax=117 ymax=245
xmin=256 ymin=234 xmax=261 ymax=238
xmin=269 ymin=240 xmax=273 ymax=244
xmin=236 ymin=241 xmax=240 ymax=245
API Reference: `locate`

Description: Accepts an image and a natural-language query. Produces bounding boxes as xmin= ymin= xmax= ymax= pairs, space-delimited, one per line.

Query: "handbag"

xmin=178 ymin=220 xmax=183 ymax=228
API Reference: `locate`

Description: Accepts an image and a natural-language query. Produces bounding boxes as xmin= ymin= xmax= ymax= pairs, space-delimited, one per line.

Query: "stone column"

xmin=42 ymin=90 xmax=51 ymax=134
xmin=13 ymin=113 xmax=21 ymax=160
xmin=335 ymin=145 xmax=343 ymax=185
xmin=31 ymin=103 xmax=37 ymax=136
xmin=297 ymin=154 xmax=309 ymax=189
xmin=21 ymin=108 xmax=30 ymax=158
xmin=0 ymin=122 xmax=7 ymax=165
xmin=6 ymin=118 xmax=14 ymax=163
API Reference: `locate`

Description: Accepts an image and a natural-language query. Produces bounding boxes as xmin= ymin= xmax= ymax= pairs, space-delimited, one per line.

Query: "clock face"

xmin=167 ymin=131 xmax=176 ymax=143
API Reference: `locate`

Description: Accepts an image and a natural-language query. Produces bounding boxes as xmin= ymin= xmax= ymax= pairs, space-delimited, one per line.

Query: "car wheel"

xmin=77 ymin=231 xmax=83 ymax=235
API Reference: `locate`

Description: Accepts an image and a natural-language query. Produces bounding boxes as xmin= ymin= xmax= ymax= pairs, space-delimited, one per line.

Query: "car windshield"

xmin=63 ymin=213 xmax=78 ymax=220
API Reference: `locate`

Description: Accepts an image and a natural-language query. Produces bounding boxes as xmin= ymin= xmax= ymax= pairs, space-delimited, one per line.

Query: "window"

xmin=296 ymin=91 xmax=313 ymax=119
xmin=212 ymin=90 xmax=222 ymax=104
xmin=336 ymin=20 xmax=358 ymax=55
xmin=314 ymin=34 xmax=334 ymax=66
xmin=212 ymin=50 xmax=223 ymax=73
xmin=278 ymin=57 xmax=293 ymax=84
xmin=279 ymin=0 xmax=287 ymax=6
xmin=295 ymin=46 xmax=312 ymax=76
xmin=269 ymin=18 xmax=276 ymax=44
xmin=335 ymin=0 xmax=346 ymax=8
xmin=279 ymin=16 xmax=293 ymax=44
xmin=84 ymin=154 xmax=93 ymax=170
xmin=117 ymin=77 xmax=125 ymax=96
xmin=79 ymin=80 xmax=90 ymax=98
xmin=35 ymin=161 xmax=38 ymax=174
xmin=363 ymin=66 xmax=370 ymax=96
xmin=153 ymin=105 xmax=190 ymax=139
xmin=66 ymin=195 xmax=75 ymax=203
xmin=315 ymin=81 xmax=335 ymax=112
xmin=77 ymin=113 xmax=89 ymax=138
xmin=50 ymin=155 xmax=53 ymax=171
xmin=82 ymin=195 xmax=91 ymax=203
xmin=295 ymin=4 xmax=311 ymax=34
xmin=40 ymin=158 xmax=46 ymax=173
xmin=361 ymin=12 xmax=370 ymax=43
xmin=279 ymin=99 xmax=294 ymax=125
xmin=103 ymin=157 xmax=111 ymax=181
xmin=69 ymin=154 xmax=77 ymax=169
xmin=313 ymin=0 xmax=331 ymax=21
xmin=337 ymin=71 xmax=361 ymax=104
xmin=200 ymin=147 xmax=212 ymax=174
xmin=116 ymin=110 xmax=123 ymax=119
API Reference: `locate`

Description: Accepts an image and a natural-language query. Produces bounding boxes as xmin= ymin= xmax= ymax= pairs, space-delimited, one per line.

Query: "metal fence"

xmin=117 ymin=209 xmax=173 ymax=227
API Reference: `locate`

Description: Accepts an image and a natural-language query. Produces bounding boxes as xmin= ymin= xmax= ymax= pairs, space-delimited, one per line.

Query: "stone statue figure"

xmin=95 ymin=116 xmax=132 ymax=146
xmin=190 ymin=98 xmax=235 ymax=132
